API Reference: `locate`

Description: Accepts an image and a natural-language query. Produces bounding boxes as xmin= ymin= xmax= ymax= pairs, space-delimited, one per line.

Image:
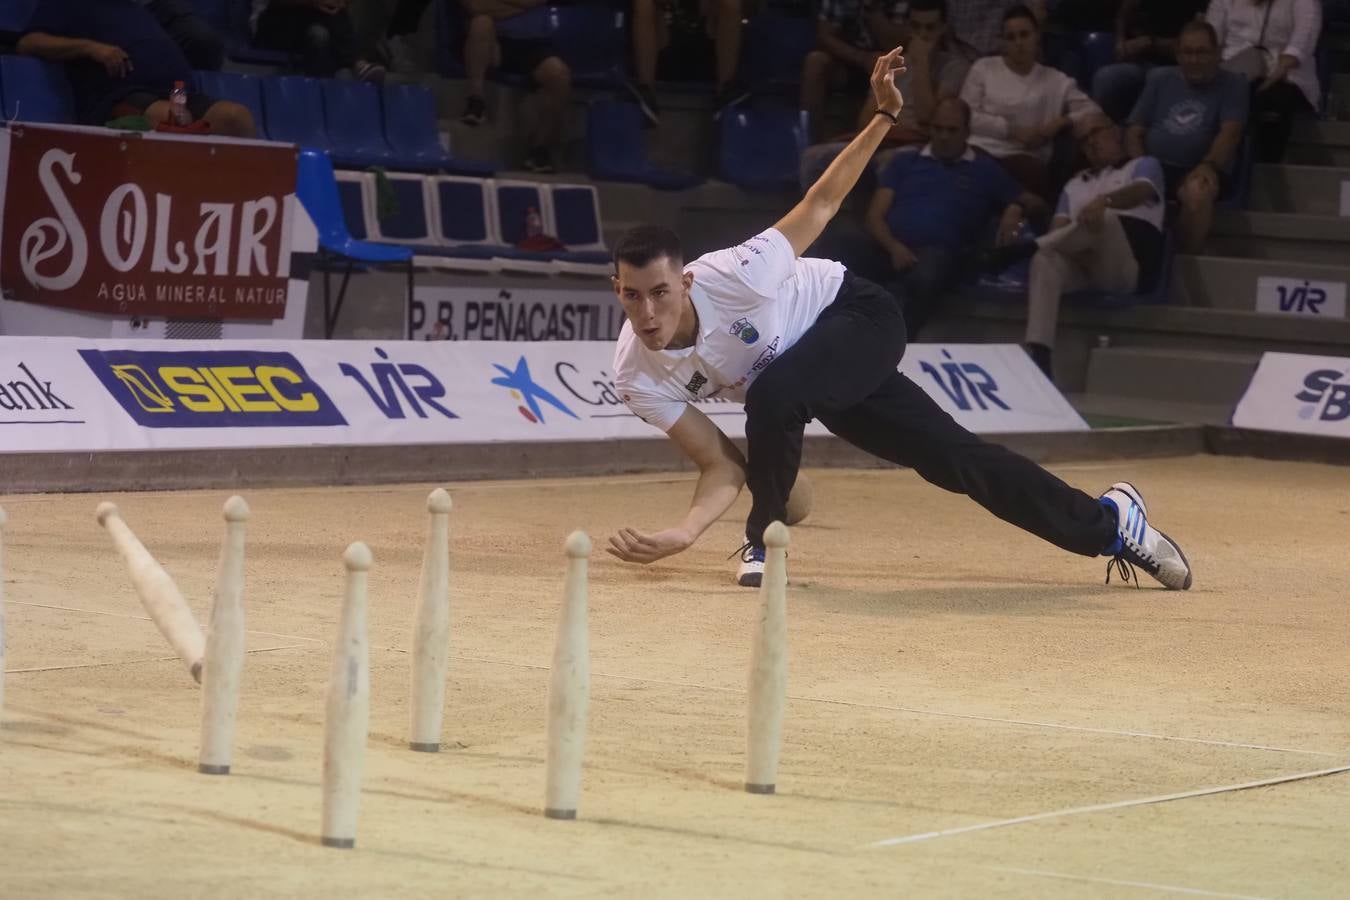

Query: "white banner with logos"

xmin=0 ymin=338 xmax=1083 ymax=454
xmin=408 ymin=285 xmax=624 ymax=342
xmin=1231 ymin=351 xmax=1350 ymax=437
xmin=1254 ymin=276 xmax=1348 ymax=319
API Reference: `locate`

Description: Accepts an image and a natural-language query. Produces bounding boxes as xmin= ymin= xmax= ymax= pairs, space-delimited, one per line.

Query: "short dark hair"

xmin=1178 ymin=19 xmax=1219 ymax=48
xmin=907 ymin=0 xmax=946 ymax=19
xmin=613 ymin=224 xmax=684 ymax=271
xmin=1001 ymin=3 xmax=1038 ymax=30
xmin=933 ymin=95 xmax=971 ymax=128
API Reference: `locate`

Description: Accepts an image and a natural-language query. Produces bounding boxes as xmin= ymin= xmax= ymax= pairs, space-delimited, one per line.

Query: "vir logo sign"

xmin=1256 ymin=277 xmax=1347 ymax=318
xmin=918 ymin=350 xmax=1010 ymax=412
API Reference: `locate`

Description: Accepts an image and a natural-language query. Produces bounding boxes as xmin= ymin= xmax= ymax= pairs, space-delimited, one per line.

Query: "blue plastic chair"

xmin=1075 ymin=31 xmax=1116 ymax=91
xmin=321 ymin=79 xmax=393 ymax=169
xmin=0 ymin=0 xmax=34 ymax=32
xmin=382 ymin=83 xmax=494 ymax=175
xmin=549 ymin=184 xmax=611 ymax=268
xmin=295 ymin=149 xmax=415 ymax=338
xmin=718 ymin=106 xmax=809 ymax=190
xmin=194 ymin=70 xmax=268 ymax=139
xmin=0 ymin=55 xmax=75 ymax=124
xmin=376 ymin=175 xmax=434 ymax=242
xmin=584 ymin=100 xmax=704 ymax=190
xmin=546 ymin=5 xmax=626 ymax=87
xmin=1216 ymin=132 xmax=1253 ymax=211
xmin=263 ymin=76 xmax=333 ymax=154
xmin=738 ymin=12 xmax=815 ymax=92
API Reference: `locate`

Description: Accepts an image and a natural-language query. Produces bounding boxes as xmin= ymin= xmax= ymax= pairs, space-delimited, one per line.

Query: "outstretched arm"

xmin=607 ymin=406 xmax=747 ymax=564
xmin=773 ymin=46 xmax=906 ymax=257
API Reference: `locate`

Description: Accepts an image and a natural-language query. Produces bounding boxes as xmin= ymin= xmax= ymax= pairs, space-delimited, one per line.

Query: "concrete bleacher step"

xmin=1083 ymin=346 xmax=1260 ymax=406
xmin=1066 ymin=392 xmax=1237 ymax=427
xmin=1170 ymin=254 xmax=1350 ymax=317
xmin=1207 ymin=211 xmax=1350 ymax=264
xmin=1287 ymin=119 xmax=1350 ymax=166
xmin=1250 ymin=163 xmax=1350 ymax=214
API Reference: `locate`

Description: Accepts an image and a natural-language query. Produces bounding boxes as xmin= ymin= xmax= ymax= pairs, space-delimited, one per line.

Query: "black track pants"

xmin=742 ymin=272 xmax=1117 ymax=556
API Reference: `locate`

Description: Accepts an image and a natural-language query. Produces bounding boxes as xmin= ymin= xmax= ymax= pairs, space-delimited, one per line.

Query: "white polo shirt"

xmin=614 ymin=228 xmax=845 ymax=432
xmin=1056 ymin=156 xmax=1166 ymax=231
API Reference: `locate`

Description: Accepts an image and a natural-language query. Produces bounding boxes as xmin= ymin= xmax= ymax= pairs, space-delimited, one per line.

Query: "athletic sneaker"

xmin=523 ymin=146 xmax=555 ymax=174
xmin=734 ymin=540 xmax=765 ymax=588
xmin=461 ymin=95 xmax=487 ymax=127
xmin=1099 ymin=481 xmax=1193 ymax=590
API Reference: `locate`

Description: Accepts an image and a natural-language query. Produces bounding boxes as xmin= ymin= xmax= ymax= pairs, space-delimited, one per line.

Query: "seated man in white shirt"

xmin=605 ymin=49 xmax=1191 ymax=593
xmin=984 ymin=115 xmax=1167 ymax=379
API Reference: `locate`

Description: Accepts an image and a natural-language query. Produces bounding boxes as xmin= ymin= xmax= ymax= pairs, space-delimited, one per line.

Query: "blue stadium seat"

xmin=545 ymin=5 xmax=626 ymax=87
xmin=295 ymin=149 xmax=415 ymax=337
xmin=263 ymin=76 xmax=333 ymax=154
xmin=1075 ymin=31 xmax=1116 ymax=91
xmin=0 ymin=0 xmax=34 ymax=33
xmin=0 ymin=55 xmax=75 ymax=124
xmin=194 ymin=70 xmax=268 ymax=139
xmin=382 ymin=83 xmax=494 ymax=175
xmin=334 ymin=172 xmax=373 ymax=240
xmin=548 ymin=183 xmax=612 ymax=273
xmin=718 ymin=106 xmax=809 ymax=191
xmin=372 ymin=173 xmax=435 ymax=242
xmin=426 ymin=176 xmax=505 ymax=270
xmin=1216 ymin=132 xmax=1253 ymax=211
xmin=738 ymin=12 xmax=815 ymax=92
xmin=584 ymin=100 xmax=704 ymax=190
xmin=493 ymin=180 xmax=564 ymax=271
xmin=321 ymin=79 xmax=393 ymax=169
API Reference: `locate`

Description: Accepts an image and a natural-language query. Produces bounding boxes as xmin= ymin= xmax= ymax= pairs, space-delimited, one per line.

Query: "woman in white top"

xmin=959 ymin=4 xmax=1100 ymax=200
xmin=1207 ymin=0 xmax=1322 ymax=162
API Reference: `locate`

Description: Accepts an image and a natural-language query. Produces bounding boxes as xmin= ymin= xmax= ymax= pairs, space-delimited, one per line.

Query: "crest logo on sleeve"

xmin=685 ymin=372 xmax=708 ymax=396
xmin=728 ymin=318 xmax=759 ymax=345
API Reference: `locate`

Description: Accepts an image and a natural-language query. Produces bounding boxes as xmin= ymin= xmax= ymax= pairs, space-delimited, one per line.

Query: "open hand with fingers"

xmin=606 ymin=526 xmax=694 ymax=564
xmin=870 ymin=45 xmax=906 ymax=121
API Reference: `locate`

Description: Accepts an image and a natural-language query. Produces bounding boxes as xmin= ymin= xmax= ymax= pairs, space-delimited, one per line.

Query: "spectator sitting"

xmin=459 ymin=0 xmax=573 ymax=174
xmin=800 ymin=0 xmax=907 ymax=143
xmin=1126 ymin=20 xmax=1247 ymax=252
xmin=250 ymin=0 xmax=386 ymax=81
xmin=1092 ymin=0 xmax=1209 ymax=122
xmin=626 ymin=0 xmax=751 ymax=126
xmin=948 ymin=0 xmax=1044 ymax=58
xmin=863 ymin=97 xmax=1046 ymax=338
xmin=960 ymin=4 xmax=1099 ymax=200
xmin=18 ymin=0 xmax=256 ymax=136
xmin=1208 ymin=0 xmax=1321 ymax=163
xmin=985 ymin=115 xmax=1167 ymax=379
xmin=142 ymin=0 xmax=226 ymax=71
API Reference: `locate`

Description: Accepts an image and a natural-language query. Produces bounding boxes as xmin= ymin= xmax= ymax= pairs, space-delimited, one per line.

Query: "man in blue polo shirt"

xmin=19 ymin=0 xmax=254 ymax=135
xmin=863 ymin=95 xmax=1043 ymax=337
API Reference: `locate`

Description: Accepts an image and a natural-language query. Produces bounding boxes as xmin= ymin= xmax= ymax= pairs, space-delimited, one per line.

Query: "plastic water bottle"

xmin=525 ymin=206 xmax=543 ymax=238
xmin=169 ymin=81 xmax=192 ymax=126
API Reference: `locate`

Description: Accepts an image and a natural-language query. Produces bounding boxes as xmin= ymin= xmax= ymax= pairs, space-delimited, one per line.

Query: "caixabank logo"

xmin=79 ymin=349 xmax=346 ymax=428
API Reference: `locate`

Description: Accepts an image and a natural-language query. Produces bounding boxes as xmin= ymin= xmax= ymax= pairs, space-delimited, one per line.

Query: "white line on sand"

xmin=985 ymin=865 xmax=1273 ymax=899
xmin=9 ymin=600 xmax=324 ymax=645
xmin=867 ymin=765 xmax=1350 ymax=848
xmin=7 ymin=645 xmax=308 ymax=674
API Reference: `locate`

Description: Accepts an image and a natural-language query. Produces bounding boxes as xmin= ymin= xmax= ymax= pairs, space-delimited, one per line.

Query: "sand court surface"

xmin=1 ymin=455 xmax=1347 ymax=898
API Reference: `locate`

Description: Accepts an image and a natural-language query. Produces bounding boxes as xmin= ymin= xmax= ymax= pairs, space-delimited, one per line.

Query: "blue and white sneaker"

xmin=734 ymin=541 xmax=765 ymax=588
xmin=1099 ymin=481 xmax=1192 ymax=590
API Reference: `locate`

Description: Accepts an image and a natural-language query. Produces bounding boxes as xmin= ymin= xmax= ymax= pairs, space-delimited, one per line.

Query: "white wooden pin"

xmin=199 ymin=496 xmax=249 ymax=775
xmin=745 ymin=521 xmax=789 ymax=794
xmin=97 ymin=502 xmax=206 ymax=683
xmin=321 ymin=542 xmax=372 ymax=849
xmin=543 ymin=530 xmax=591 ymax=820
xmin=409 ymin=488 xmax=453 ymax=752
xmin=0 ymin=506 xmax=7 ymax=726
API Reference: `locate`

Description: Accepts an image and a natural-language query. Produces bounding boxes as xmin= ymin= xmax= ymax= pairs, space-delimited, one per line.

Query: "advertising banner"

xmin=0 ymin=124 xmax=297 ymax=321
xmin=409 ymin=285 xmax=624 ymax=342
xmin=1232 ymin=351 xmax=1350 ymax=437
xmin=0 ymin=338 xmax=1085 ymax=454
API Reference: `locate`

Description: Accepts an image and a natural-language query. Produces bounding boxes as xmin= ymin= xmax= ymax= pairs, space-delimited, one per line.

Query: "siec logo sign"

xmin=79 ymin=349 xmax=345 ymax=428
xmin=1295 ymin=368 xmax=1350 ymax=422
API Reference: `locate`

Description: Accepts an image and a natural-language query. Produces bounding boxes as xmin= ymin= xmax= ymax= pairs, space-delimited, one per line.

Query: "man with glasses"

xmin=1125 ymin=20 xmax=1247 ymax=252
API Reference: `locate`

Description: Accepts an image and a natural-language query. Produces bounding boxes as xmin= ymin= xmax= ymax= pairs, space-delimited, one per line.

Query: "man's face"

xmin=1001 ymin=15 xmax=1039 ymax=66
xmin=1084 ymin=121 xmax=1123 ymax=167
xmin=907 ymin=8 xmax=945 ymax=43
xmin=928 ymin=103 xmax=970 ymax=161
xmin=613 ymin=257 xmax=693 ymax=351
xmin=1177 ymin=31 xmax=1219 ymax=83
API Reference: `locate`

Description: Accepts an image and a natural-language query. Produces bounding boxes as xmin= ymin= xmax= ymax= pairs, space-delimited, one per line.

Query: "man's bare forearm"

xmin=17 ymin=33 xmax=97 ymax=61
xmin=678 ymin=460 xmax=745 ymax=542
xmin=807 ymin=114 xmax=893 ymax=216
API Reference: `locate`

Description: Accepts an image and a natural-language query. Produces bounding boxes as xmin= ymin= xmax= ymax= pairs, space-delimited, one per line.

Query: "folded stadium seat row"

xmin=336 ymin=171 xmax=612 ymax=276
xmin=199 ymin=72 xmax=493 ymax=176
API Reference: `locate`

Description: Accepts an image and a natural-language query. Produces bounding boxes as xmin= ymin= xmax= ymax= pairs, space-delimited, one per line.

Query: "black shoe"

xmin=1024 ymin=342 xmax=1053 ymax=379
xmin=461 ymin=94 xmax=487 ymax=127
xmin=624 ymin=81 xmax=661 ymax=127
xmin=524 ymin=146 xmax=555 ymax=174
xmin=980 ymin=240 xmax=1037 ymax=273
xmin=712 ymin=79 xmax=752 ymax=121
